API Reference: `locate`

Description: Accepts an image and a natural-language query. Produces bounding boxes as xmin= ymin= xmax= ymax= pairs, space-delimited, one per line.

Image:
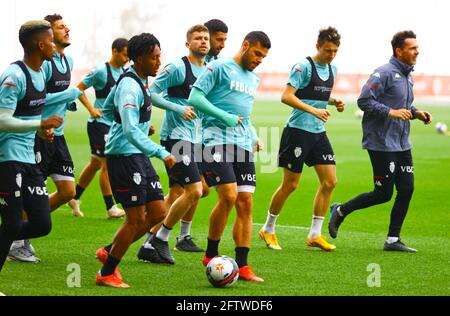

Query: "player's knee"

xmin=321 ymin=178 xmax=337 ymax=191
xmin=3 ymin=222 xmax=22 ymax=239
xmin=37 ymin=219 xmax=52 ymax=237
xmin=91 ymin=158 xmax=102 ymax=170
xmin=185 ymin=186 xmax=203 ymax=201
xmin=220 ymin=191 xmax=237 ymax=208
xmin=282 ymin=181 xmax=298 ymax=194
xmin=127 ymin=213 xmax=146 ymax=229
xmin=374 ymin=188 xmax=393 ymax=203
xmin=397 ymin=185 xmax=414 ymax=199
xmin=236 ymin=194 xmax=253 ymax=215
xmin=59 ymin=187 xmax=76 ymax=202
xmin=201 ymin=185 xmax=210 ymax=198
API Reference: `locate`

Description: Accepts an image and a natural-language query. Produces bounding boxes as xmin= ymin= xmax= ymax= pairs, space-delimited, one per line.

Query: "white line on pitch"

xmin=253 ymin=223 xmax=309 ymax=230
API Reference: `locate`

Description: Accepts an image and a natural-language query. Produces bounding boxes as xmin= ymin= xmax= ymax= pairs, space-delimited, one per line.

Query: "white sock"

xmin=308 ymin=216 xmax=325 ymax=239
xmin=156 ymin=225 xmax=172 ymax=242
xmin=179 ymin=220 xmax=192 ymax=239
xmin=262 ymin=211 xmax=278 ymax=234
xmin=386 ymin=236 xmax=399 ymax=244
xmin=10 ymin=240 xmax=24 ymax=250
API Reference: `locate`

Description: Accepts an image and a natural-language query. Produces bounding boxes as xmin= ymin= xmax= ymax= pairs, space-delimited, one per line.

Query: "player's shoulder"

xmin=117 ymin=73 xmax=144 ymax=94
xmin=1 ymin=63 xmax=26 ymax=85
xmin=207 ymin=57 xmax=228 ymax=70
xmin=64 ymin=54 xmax=74 ymax=67
xmin=291 ymin=58 xmax=312 ymax=73
xmin=88 ymin=63 xmax=107 ymax=77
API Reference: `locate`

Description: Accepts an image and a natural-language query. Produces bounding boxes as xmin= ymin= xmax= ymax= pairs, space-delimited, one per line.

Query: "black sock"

xmin=100 ymin=255 xmax=120 ymax=276
xmin=104 ymin=243 xmax=113 ymax=253
xmin=235 ymin=247 xmax=249 ymax=268
xmin=74 ymin=185 xmax=85 ymax=200
xmin=103 ymin=195 xmax=115 ymax=210
xmin=206 ymin=238 xmax=220 ymax=258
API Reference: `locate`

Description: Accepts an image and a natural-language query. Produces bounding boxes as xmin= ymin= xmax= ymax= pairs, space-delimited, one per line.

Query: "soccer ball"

xmin=206 ymin=256 xmax=239 ymax=288
xmin=354 ymin=109 xmax=364 ymax=119
xmin=435 ymin=122 xmax=448 ymax=134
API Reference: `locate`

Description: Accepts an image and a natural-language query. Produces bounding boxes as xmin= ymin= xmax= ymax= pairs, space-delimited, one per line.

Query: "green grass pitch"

xmin=1 ymin=100 xmax=449 ymax=296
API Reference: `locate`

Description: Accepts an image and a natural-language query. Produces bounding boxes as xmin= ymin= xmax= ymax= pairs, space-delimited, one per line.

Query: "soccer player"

xmin=188 ymin=31 xmax=270 ymax=282
xmin=0 ymin=20 xmax=63 ymax=271
xmin=204 ymin=19 xmax=228 ymax=63
xmin=137 ymin=25 xmax=210 ymax=263
xmin=259 ymin=27 xmax=344 ymax=252
xmin=328 ymin=31 xmax=432 ymax=252
xmin=67 ymin=38 xmax=129 ymax=219
xmin=94 ymin=33 xmax=179 ymax=288
xmin=8 ymin=14 xmax=82 ymax=262
xmin=36 ymin=14 xmax=81 ymax=212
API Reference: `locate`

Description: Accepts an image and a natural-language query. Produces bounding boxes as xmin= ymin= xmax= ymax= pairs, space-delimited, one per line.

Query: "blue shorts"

xmin=87 ymin=121 xmax=110 ymax=158
xmin=161 ymin=139 xmax=202 ymax=188
xmin=106 ymin=154 xmax=164 ymax=208
xmin=0 ymin=161 xmax=50 ymax=216
xmin=278 ymin=127 xmax=335 ymax=173
xmin=34 ymin=134 xmax=75 ymax=181
xmin=202 ymin=145 xmax=256 ymax=193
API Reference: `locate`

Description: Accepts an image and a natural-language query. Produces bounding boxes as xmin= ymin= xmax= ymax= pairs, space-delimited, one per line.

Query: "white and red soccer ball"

xmin=206 ymin=256 xmax=239 ymax=288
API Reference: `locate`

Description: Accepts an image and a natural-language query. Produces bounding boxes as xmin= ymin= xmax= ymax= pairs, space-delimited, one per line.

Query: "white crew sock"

xmin=156 ymin=224 xmax=172 ymax=242
xmin=262 ymin=211 xmax=279 ymax=234
xmin=179 ymin=220 xmax=192 ymax=239
xmin=308 ymin=216 xmax=325 ymax=239
xmin=386 ymin=236 xmax=399 ymax=244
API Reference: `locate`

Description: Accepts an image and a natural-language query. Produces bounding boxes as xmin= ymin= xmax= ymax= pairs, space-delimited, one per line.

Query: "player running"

xmin=259 ymin=27 xmax=344 ymax=252
xmin=0 ymin=20 xmax=63 ymax=271
xmin=188 ymin=31 xmax=270 ymax=282
xmin=137 ymin=25 xmax=211 ymax=263
xmin=67 ymin=38 xmax=129 ymax=219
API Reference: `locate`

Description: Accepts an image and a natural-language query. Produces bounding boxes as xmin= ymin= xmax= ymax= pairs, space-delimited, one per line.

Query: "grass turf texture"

xmin=1 ymin=101 xmax=449 ymax=296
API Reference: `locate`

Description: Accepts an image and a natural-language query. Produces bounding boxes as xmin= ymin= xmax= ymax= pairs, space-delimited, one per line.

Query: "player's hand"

xmin=389 ymin=109 xmax=412 ymax=121
xmin=255 ymin=140 xmax=264 ymax=152
xmin=237 ymin=116 xmax=243 ymax=125
xmin=334 ymin=99 xmax=345 ymax=112
xmin=149 ymin=124 xmax=156 ymax=136
xmin=183 ymin=106 xmax=197 ymax=121
xmin=40 ymin=115 xmax=63 ymax=129
xmin=89 ymin=108 xmax=102 ymax=119
xmin=37 ymin=128 xmax=55 ymax=143
xmin=164 ymin=155 xmax=176 ymax=169
xmin=415 ymin=110 xmax=432 ymax=124
xmin=313 ymin=108 xmax=331 ymax=122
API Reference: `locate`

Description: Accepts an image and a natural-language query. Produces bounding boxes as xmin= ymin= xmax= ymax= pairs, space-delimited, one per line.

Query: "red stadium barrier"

xmin=257 ymin=73 xmax=450 ymax=97
xmin=72 ymin=69 xmax=450 ymax=98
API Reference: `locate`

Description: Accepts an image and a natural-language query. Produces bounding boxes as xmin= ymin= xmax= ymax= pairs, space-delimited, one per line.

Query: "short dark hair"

xmin=112 ymin=38 xmax=128 ymax=52
xmin=44 ymin=14 xmax=63 ymax=25
xmin=127 ymin=33 xmax=160 ymax=62
xmin=244 ymin=31 xmax=271 ymax=49
xmin=318 ymin=27 xmax=341 ymax=46
xmin=19 ymin=20 xmax=52 ymax=51
xmin=186 ymin=24 xmax=209 ymax=41
xmin=204 ymin=19 xmax=228 ymax=35
xmin=391 ymin=30 xmax=416 ymax=57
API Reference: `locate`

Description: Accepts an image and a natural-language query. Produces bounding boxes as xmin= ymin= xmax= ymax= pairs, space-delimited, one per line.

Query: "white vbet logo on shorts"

xmin=133 ymin=173 xmax=142 ymax=185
